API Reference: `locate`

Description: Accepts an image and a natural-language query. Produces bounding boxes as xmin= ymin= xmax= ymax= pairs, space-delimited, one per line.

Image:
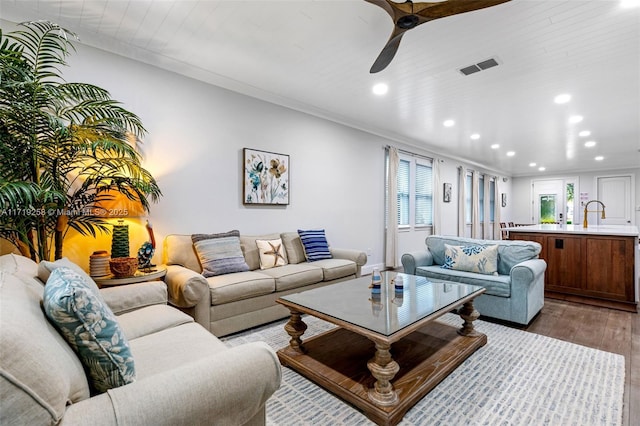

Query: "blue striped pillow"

xmin=192 ymin=230 xmax=250 ymax=277
xmin=297 ymin=229 xmax=332 ymax=261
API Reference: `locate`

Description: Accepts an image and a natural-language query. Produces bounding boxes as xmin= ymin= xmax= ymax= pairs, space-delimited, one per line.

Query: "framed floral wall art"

xmin=243 ymin=148 xmax=290 ymax=205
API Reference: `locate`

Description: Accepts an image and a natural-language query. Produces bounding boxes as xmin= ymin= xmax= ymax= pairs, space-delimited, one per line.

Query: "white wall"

xmin=0 ymin=20 xmax=537 ymax=271
xmin=511 ymin=168 xmax=640 ymax=226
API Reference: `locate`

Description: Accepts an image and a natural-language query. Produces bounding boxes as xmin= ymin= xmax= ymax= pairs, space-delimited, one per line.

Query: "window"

xmin=479 ymin=176 xmax=485 ymax=223
xmin=465 ymin=173 xmax=472 ymax=224
xmin=489 ymin=179 xmax=496 ymax=222
xmin=394 ymin=156 xmax=433 ymax=227
xmin=397 ymin=160 xmax=410 ymax=225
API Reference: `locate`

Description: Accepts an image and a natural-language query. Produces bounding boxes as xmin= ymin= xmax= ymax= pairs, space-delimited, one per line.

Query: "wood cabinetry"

xmin=510 ymin=232 xmax=637 ymax=312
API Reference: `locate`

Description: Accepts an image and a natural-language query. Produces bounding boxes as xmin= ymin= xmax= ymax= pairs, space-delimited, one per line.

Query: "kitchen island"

xmin=506 ymin=224 xmax=639 ymax=312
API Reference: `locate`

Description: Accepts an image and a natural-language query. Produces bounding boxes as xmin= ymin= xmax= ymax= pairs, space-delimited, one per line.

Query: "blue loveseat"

xmin=401 ymin=235 xmax=547 ymax=325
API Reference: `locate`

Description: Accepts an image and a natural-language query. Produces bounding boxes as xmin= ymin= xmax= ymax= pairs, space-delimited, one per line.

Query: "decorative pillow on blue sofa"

xmin=192 ymin=230 xmax=250 ymax=277
xmin=442 ymin=244 xmax=499 ymax=276
xmin=43 ymin=267 xmax=135 ymax=393
xmin=297 ymin=229 xmax=332 ymax=261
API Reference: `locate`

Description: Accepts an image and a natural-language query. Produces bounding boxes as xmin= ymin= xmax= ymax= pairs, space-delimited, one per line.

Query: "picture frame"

xmin=443 ymin=183 xmax=452 ymax=203
xmin=243 ymin=148 xmax=290 ymax=205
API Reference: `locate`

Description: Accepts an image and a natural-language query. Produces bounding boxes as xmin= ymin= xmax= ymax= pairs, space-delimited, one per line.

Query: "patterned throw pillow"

xmin=297 ymin=229 xmax=332 ymax=261
xmin=192 ymin=230 xmax=250 ymax=277
xmin=43 ymin=267 xmax=135 ymax=393
xmin=441 ymin=244 xmax=499 ymax=276
xmin=256 ymin=238 xmax=288 ymax=269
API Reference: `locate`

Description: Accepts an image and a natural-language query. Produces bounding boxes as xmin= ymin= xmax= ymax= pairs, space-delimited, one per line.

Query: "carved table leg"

xmin=458 ymin=299 xmax=481 ymax=337
xmin=283 ymin=310 xmax=308 ymax=354
xmin=367 ymin=341 xmax=400 ymax=406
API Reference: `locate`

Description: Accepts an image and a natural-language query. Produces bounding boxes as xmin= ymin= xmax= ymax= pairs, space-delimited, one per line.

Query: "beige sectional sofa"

xmin=0 ymin=254 xmax=281 ymax=425
xmin=163 ymin=231 xmax=367 ymax=336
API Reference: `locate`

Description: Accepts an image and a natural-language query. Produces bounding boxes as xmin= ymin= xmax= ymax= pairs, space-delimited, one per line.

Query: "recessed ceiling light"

xmin=372 ymin=83 xmax=388 ymax=95
xmin=470 ymin=133 xmax=480 ymax=140
xmin=443 ymin=119 xmax=455 ymax=127
xmin=554 ymin=94 xmax=571 ymax=104
xmin=569 ymin=115 xmax=584 ymax=124
xmin=595 ymin=156 xmax=604 ymax=161
xmin=490 ymin=144 xmax=500 ymax=149
xmin=538 ymin=166 xmax=546 ymax=171
xmin=578 ymin=130 xmax=591 ymax=137
xmin=584 ymin=140 xmax=597 ymax=148
xmin=506 ymin=151 xmax=515 ymax=157
xmin=529 ymin=162 xmax=537 ymax=167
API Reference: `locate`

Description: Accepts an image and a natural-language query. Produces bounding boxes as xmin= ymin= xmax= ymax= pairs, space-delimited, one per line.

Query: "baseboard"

xmin=361 ymin=262 xmax=386 ymax=276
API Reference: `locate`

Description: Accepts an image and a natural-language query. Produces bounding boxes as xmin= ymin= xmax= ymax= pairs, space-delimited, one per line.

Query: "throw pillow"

xmin=442 ymin=244 xmax=499 ymax=276
xmin=256 ymin=238 xmax=288 ymax=269
xmin=42 ymin=267 xmax=135 ymax=393
xmin=38 ymin=257 xmax=101 ymax=293
xmin=192 ymin=230 xmax=250 ymax=277
xmin=297 ymin=229 xmax=332 ymax=261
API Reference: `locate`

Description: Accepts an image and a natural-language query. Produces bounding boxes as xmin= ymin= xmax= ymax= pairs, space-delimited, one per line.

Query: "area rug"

xmin=222 ymin=314 xmax=625 ymax=425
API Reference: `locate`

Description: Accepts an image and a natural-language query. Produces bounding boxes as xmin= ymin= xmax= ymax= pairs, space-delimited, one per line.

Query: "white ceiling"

xmin=2 ymin=0 xmax=639 ymax=176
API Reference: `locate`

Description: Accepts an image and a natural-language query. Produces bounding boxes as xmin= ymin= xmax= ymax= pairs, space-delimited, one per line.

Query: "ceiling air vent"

xmin=459 ymin=57 xmax=500 ymax=76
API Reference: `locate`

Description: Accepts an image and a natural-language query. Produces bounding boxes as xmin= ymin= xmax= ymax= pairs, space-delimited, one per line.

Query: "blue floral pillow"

xmin=43 ymin=267 xmax=135 ymax=393
xmin=441 ymin=244 xmax=499 ymax=275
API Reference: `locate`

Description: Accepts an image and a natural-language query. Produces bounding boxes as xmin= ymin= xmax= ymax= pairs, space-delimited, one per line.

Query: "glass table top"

xmin=279 ymin=272 xmax=484 ymax=337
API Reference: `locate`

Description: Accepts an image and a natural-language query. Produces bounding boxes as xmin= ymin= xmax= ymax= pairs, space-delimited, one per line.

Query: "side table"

xmin=93 ymin=266 xmax=167 ymax=288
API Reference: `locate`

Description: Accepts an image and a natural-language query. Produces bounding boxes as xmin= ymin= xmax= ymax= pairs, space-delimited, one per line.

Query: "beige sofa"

xmin=163 ymin=232 xmax=367 ymax=336
xmin=0 ymin=254 xmax=281 ymax=425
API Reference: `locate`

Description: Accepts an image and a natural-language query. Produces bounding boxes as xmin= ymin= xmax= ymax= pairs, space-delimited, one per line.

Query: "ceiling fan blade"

xmin=413 ymin=0 xmax=511 ymax=21
xmin=370 ymin=28 xmax=407 ymax=73
xmin=364 ymin=0 xmax=511 ymax=73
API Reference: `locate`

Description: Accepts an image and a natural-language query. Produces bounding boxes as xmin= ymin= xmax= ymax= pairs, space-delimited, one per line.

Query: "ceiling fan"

xmin=365 ymin=0 xmax=511 ymax=73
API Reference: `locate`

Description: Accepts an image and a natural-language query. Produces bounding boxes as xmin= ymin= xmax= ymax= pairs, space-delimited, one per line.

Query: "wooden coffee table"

xmin=276 ymin=272 xmax=486 ymax=426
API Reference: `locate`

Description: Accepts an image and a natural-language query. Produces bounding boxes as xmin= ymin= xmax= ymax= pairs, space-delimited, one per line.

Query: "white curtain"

xmin=494 ymin=177 xmax=503 ymax=239
xmin=483 ymin=175 xmax=491 ymax=239
xmin=472 ymin=171 xmax=480 ymax=238
xmin=432 ymin=158 xmax=442 ymax=235
xmin=457 ymin=166 xmax=466 ymax=237
xmin=385 ymin=147 xmax=399 ymax=268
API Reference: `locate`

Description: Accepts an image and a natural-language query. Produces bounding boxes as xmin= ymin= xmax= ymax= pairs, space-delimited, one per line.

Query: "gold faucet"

xmin=583 ymin=200 xmax=606 ymax=228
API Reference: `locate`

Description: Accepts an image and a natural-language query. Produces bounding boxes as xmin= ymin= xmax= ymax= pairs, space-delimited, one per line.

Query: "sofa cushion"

xmin=117 ymin=305 xmax=194 ymax=340
xmin=240 ymin=233 xmax=281 ymax=270
xmin=309 ymin=258 xmax=357 ymax=281
xmin=259 ymin=263 xmax=324 ymax=291
xmin=192 ymin=230 xmax=250 ymax=277
xmin=163 ymin=234 xmax=202 ymax=273
xmin=256 ymin=238 xmax=288 ymax=269
xmin=298 ymin=229 xmax=332 ymax=261
xmin=280 ymin=232 xmax=307 ymax=264
xmin=43 ymin=267 xmax=136 ymax=393
xmin=417 ymin=265 xmax=512 ymax=298
xmin=0 ymin=253 xmax=42 ymax=288
xmin=442 ymin=244 xmax=498 ymax=275
xmin=207 ymin=271 xmax=275 ymax=305
xmin=426 ymin=235 xmax=541 ymax=275
xmin=1 ymin=272 xmax=90 ymax=425
xmin=129 ymin=323 xmax=229 ymax=380
xmin=38 ymin=257 xmax=100 ymax=294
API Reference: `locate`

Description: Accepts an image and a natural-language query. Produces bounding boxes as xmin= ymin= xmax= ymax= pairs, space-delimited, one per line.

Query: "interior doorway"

xmin=596 ymin=175 xmax=633 ymax=225
xmin=532 ymin=178 xmax=577 ymax=225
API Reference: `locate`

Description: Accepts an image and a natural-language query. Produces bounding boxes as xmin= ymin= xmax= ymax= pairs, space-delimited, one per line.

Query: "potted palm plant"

xmin=0 ymin=21 xmax=161 ymax=262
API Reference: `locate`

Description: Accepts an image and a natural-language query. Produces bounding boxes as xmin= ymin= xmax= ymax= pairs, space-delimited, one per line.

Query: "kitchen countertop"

xmin=505 ymin=224 xmax=639 ymax=237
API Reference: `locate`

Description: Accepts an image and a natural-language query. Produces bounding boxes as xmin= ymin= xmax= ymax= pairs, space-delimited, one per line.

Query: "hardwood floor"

xmin=494 ymin=298 xmax=640 ymax=426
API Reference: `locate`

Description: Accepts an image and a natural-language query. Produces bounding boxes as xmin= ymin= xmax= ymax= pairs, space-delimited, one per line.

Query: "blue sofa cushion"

xmin=426 ymin=235 xmax=541 ymax=275
xmin=417 ymin=265 xmax=511 ymax=298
